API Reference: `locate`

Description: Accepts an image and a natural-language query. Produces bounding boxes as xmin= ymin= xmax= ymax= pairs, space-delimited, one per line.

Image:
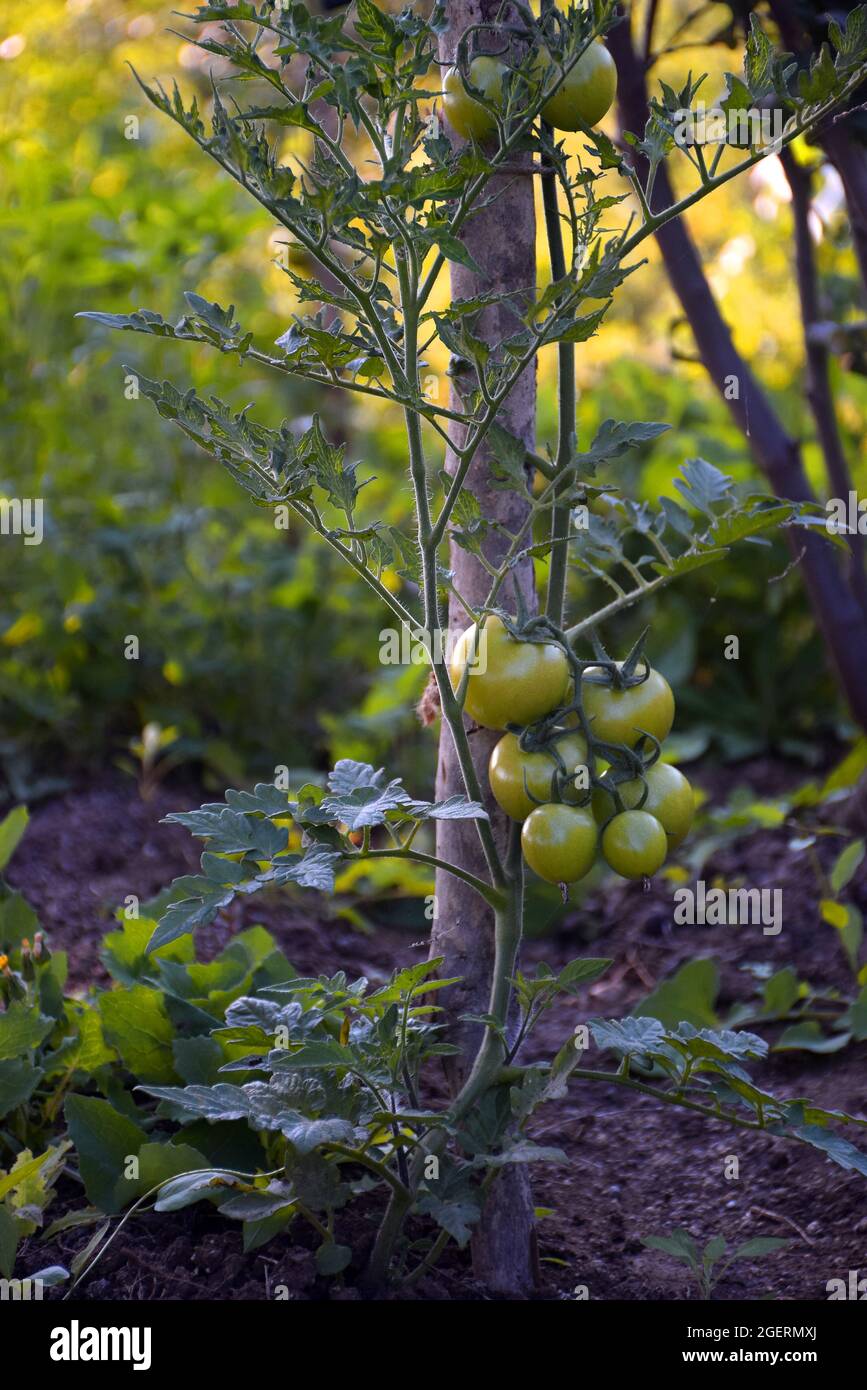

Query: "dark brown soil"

xmin=9 ymin=764 xmax=867 ymax=1301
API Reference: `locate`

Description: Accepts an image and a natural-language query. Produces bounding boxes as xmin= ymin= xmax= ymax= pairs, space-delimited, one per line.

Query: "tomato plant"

xmin=73 ymin=0 xmax=867 ymax=1299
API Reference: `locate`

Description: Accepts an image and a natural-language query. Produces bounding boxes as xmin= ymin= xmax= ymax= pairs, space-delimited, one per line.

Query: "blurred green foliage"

xmin=1 ymin=0 xmax=864 ymax=804
xmin=0 ymin=0 xmax=430 ymax=800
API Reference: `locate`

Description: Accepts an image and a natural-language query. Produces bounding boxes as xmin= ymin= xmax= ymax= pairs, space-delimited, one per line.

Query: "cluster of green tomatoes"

xmin=449 ymin=616 xmax=695 ymax=886
xmin=442 ymin=40 xmax=617 ymax=140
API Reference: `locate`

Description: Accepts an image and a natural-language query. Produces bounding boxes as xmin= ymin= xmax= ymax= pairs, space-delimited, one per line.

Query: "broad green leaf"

xmin=136 ymin=1141 xmax=211 ymax=1194
xmin=730 ymin=1237 xmax=788 ymax=1260
xmin=0 ymin=807 xmax=29 ymax=872
xmin=67 ymin=1005 xmax=116 ymax=1073
xmin=790 ymin=1123 xmax=867 ymax=1178
xmin=641 ymin=1229 xmax=698 ymax=1267
xmin=315 ymin=1241 xmax=352 ymax=1275
xmin=64 ymin=1095 xmax=148 ymax=1214
xmin=0 ymin=1002 xmax=54 ymax=1061
xmin=0 ymin=1058 xmax=43 ymax=1119
xmin=762 ymin=967 xmax=800 ymax=1017
xmin=634 ymin=959 xmax=720 ymax=1030
xmin=557 ymin=958 xmax=612 ymax=993
xmin=172 ymin=1035 xmax=224 ymax=1086
xmin=0 ymin=889 xmax=40 ymax=953
xmin=773 ymin=1023 xmax=850 ymax=1054
xmin=242 ymin=1208 xmax=295 ymax=1253
xmin=830 ymin=839 xmax=865 ymax=895
xmin=98 ymin=986 xmax=178 ymax=1084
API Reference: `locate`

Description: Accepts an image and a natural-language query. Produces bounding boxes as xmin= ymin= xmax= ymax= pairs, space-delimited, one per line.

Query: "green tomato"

xmin=449 ymin=614 xmax=570 ymax=731
xmin=592 ymin=762 xmax=694 ymax=848
xmin=539 ymin=41 xmax=617 ymax=131
xmin=489 ymin=730 xmax=590 ymax=821
xmin=442 ymin=57 xmax=506 ymax=140
xmin=521 ymin=803 xmax=598 ymax=884
xmin=602 ymin=809 xmax=667 ymax=879
xmin=582 ymin=663 xmax=675 ymax=748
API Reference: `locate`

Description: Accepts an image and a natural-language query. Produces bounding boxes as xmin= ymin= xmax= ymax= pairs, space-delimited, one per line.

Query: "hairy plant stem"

xmin=397 ymin=246 xmax=507 ymax=891
xmin=360 ymin=211 xmax=531 ymax=1293
xmin=540 ymin=124 xmax=576 ymax=627
xmin=362 ymin=832 xmax=524 ymax=1293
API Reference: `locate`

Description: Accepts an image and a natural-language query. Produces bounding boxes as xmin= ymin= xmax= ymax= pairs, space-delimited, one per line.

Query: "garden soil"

xmin=10 ymin=763 xmax=867 ymax=1301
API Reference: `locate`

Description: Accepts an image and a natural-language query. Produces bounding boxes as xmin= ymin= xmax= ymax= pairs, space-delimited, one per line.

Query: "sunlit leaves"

xmin=743 ymin=14 xmax=780 ymax=102
xmin=830 ymin=6 xmax=867 ymax=60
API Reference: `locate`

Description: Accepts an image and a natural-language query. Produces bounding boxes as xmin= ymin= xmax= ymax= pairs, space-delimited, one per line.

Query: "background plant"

xmin=641 ymin=1227 xmax=789 ymax=1300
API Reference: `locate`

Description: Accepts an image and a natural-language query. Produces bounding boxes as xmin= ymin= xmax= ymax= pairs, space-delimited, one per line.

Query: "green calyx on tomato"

xmin=582 ymin=662 xmax=675 ymax=748
xmin=601 ymin=809 xmax=667 ymax=879
xmin=489 ymin=729 xmax=589 ymax=821
xmin=521 ymin=803 xmax=598 ymax=884
xmin=592 ymin=762 xmax=694 ymax=848
xmin=442 ymin=57 xmax=506 ymax=140
xmin=449 ymin=614 xmax=570 ymax=731
xmin=538 ymin=41 xmax=617 ymax=131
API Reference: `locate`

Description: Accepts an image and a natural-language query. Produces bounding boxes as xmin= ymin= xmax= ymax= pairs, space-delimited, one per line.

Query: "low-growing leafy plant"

xmin=641 ymin=1228 xmax=788 ymax=1300
xmin=2 ymin=799 xmax=867 ymax=1292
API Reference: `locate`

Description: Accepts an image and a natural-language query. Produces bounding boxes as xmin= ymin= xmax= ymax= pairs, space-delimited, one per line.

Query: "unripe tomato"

xmin=521 ymin=803 xmax=598 ymax=884
xmin=592 ymin=762 xmax=694 ymax=848
xmin=449 ymin=614 xmax=570 ymax=730
xmin=489 ymin=730 xmax=589 ymax=821
xmin=442 ymin=57 xmax=506 ymax=140
xmin=538 ymin=41 xmax=617 ymax=130
xmin=602 ymin=809 xmax=667 ymax=879
xmin=582 ymin=663 xmax=675 ymax=747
